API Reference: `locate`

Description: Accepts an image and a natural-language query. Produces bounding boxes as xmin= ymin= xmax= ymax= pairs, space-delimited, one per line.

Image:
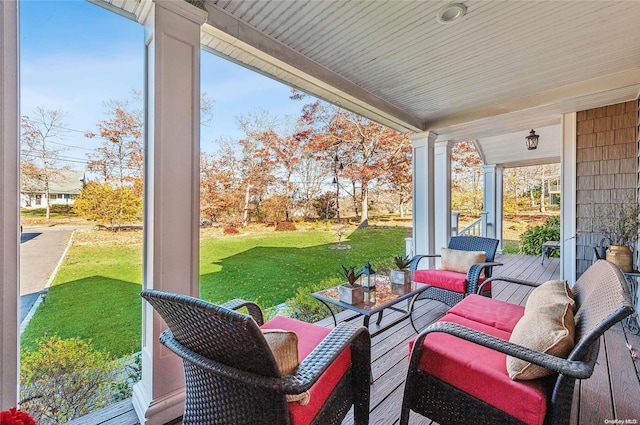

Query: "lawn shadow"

xmin=22 ymin=276 xmax=142 ymax=357
xmin=199 ymin=225 xmax=411 ymax=307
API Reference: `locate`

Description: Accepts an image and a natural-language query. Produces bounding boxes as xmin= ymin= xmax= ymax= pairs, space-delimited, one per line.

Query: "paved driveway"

xmin=20 ymin=225 xmax=77 ymax=322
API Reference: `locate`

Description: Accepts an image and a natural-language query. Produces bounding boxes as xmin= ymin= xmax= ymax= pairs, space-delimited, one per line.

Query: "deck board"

xmin=73 ymin=254 xmax=639 ymax=425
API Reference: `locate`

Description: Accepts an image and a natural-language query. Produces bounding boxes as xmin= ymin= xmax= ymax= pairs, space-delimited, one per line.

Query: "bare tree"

xmin=236 ymin=110 xmax=277 ymax=226
xmin=21 ymin=107 xmax=70 ymax=220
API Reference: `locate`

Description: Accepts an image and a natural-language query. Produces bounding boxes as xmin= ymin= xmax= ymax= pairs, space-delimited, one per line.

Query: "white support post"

xmin=451 ymin=211 xmax=459 ymax=236
xmin=435 ymin=141 xmax=453 ymax=253
xmin=482 ymin=165 xmax=504 ymax=250
xmin=561 ymin=112 xmax=577 ymax=285
xmin=405 ymin=237 xmax=414 ymax=258
xmin=132 ymin=1 xmax=208 ymax=424
xmin=411 ymin=132 xmax=437 ymax=265
xmin=0 ymin=0 xmax=20 ymax=410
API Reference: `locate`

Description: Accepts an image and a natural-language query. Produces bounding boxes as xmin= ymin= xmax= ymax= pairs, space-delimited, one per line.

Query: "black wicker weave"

xmin=141 ymin=290 xmax=371 ymax=425
xmin=400 ymin=259 xmax=634 ymax=425
xmin=411 ymin=235 xmax=502 ymax=307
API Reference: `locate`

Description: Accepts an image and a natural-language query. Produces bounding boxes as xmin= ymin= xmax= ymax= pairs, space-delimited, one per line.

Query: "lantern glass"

xmin=525 ymin=129 xmax=539 ymax=150
xmin=359 ymin=261 xmax=376 ymax=289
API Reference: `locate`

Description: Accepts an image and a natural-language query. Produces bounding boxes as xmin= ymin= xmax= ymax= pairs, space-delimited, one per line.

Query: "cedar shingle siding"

xmin=575 ymin=100 xmax=639 ymax=275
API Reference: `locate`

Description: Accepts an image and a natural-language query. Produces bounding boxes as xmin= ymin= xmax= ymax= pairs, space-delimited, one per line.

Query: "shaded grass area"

xmin=200 ymin=226 xmax=411 ymax=307
xmin=21 ymin=245 xmax=142 ymax=358
xmin=23 ymin=226 xmax=410 ymax=357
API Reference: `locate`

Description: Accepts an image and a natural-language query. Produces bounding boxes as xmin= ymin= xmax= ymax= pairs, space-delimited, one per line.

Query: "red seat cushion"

xmin=262 ymin=316 xmax=351 ymax=425
xmin=447 ymin=294 xmax=524 ymax=333
xmin=409 ymin=313 xmax=549 ymax=425
xmin=413 ymin=269 xmax=490 ymax=293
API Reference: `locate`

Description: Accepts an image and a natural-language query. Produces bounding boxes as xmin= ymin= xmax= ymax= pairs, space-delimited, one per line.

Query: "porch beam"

xmin=0 ymin=0 xmax=20 ymax=410
xmin=411 ymin=132 xmax=437 ymax=263
xmin=560 ymin=112 xmax=577 ymax=285
xmin=435 ymin=141 xmax=453 ymax=250
xmin=132 ymin=1 xmax=207 ymax=424
xmin=199 ymin=7 xmax=423 ymax=133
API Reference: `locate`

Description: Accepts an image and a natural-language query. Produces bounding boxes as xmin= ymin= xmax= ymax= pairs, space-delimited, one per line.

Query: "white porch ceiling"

xmin=94 ymin=0 xmax=640 ymax=166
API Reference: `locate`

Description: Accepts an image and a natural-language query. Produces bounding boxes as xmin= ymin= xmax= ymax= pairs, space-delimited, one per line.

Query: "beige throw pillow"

xmin=440 ymin=248 xmax=486 ymax=274
xmin=525 ymin=279 xmax=575 ymax=313
xmin=507 ymin=302 xmax=575 ymax=380
xmin=262 ymin=329 xmax=310 ymax=405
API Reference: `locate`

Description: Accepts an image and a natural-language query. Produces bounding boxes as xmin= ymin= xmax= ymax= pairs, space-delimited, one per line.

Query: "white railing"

xmin=458 ymin=211 xmax=488 ymax=237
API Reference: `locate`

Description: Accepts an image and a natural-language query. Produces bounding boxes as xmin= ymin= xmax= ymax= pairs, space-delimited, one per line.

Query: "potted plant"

xmin=391 ymin=255 xmax=412 ymax=285
xmin=595 ymin=200 xmax=640 ymax=272
xmin=338 ymin=265 xmax=364 ymax=304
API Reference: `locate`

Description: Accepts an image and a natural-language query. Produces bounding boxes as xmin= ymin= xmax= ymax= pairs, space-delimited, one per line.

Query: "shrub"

xmin=20 ymin=336 xmax=113 ymax=424
xmin=275 ymin=221 xmax=297 ymax=231
xmin=109 ymin=352 xmax=142 ymax=403
xmin=223 ymin=226 xmax=239 ymax=234
xmin=312 ymin=192 xmax=337 ymax=219
xmin=284 ymin=277 xmax=343 ymax=323
xmin=519 ymin=217 xmax=560 ymax=256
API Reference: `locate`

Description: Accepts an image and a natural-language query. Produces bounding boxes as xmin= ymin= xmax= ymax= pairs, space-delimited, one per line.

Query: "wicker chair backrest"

xmin=448 ymin=236 xmax=499 ymax=262
xmin=141 ymin=290 xmax=280 ymax=377
xmin=569 ymin=260 xmax=634 ymax=359
xmin=448 ymin=236 xmax=500 ymax=277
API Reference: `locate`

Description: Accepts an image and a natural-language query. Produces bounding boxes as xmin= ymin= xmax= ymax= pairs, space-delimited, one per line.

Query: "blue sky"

xmin=20 ymin=0 xmax=307 ymax=168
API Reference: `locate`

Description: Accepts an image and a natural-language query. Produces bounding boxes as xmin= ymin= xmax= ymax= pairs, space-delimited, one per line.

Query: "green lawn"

xmin=22 ymin=226 xmax=410 ymax=357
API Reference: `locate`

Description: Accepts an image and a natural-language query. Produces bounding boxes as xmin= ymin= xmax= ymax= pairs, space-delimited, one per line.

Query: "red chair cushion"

xmin=409 ymin=313 xmax=549 ymax=425
xmin=413 ymin=269 xmax=490 ymax=293
xmin=447 ymin=294 xmax=524 ymax=333
xmin=262 ymin=316 xmax=351 ymax=425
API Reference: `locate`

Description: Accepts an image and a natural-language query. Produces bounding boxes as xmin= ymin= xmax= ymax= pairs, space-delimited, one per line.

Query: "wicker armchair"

xmin=141 ymin=290 xmax=371 ymax=425
xmin=401 ymin=260 xmax=634 ymax=425
xmin=411 ymin=235 xmax=502 ymax=307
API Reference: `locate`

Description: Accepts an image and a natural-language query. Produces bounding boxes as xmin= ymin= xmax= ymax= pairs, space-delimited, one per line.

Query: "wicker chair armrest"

xmin=410 ymin=321 xmax=593 ymax=379
xmin=160 ymin=322 xmax=369 ymax=395
xmin=289 ymin=323 xmax=370 ymax=392
xmin=466 ymin=262 xmax=503 ymax=293
xmin=477 ymin=276 xmax=540 ymax=294
xmin=411 ymin=254 xmax=441 ymax=271
xmin=220 ymin=298 xmax=264 ymax=325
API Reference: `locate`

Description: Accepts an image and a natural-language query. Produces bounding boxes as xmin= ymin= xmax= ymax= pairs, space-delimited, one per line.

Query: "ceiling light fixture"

xmin=525 ymin=129 xmax=539 ymax=150
xmin=436 ymin=3 xmax=467 ymax=24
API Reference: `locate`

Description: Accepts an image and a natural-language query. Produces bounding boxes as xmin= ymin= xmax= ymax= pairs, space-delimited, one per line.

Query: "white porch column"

xmin=434 ymin=141 xmax=453 ymax=252
xmin=482 ymin=165 xmax=504 ymax=251
xmin=132 ymin=2 xmax=207 ymax=424
xmin=411 ymin=132 xmax=437 ymax=262
xmin=561 ymin=112 xmax=577 ymax=285
xmin=0 ymin=0 xmax=20 ymax=410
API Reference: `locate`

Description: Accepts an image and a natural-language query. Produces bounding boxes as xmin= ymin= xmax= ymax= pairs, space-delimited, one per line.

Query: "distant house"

xmin=20 ymin=170 xmax=86 ymax=208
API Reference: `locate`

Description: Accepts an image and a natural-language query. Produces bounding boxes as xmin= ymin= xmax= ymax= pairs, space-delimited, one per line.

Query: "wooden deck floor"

xmin=74 ymin=255 xmax=640 ymax=425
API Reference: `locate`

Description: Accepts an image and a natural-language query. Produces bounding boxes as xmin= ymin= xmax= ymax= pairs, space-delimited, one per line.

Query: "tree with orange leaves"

xmin=85 ymin=99 xmax=143 ymax=195
xmin=200 ymin=144 xmax=244 ymax=225
xmin=236 ymin=110 xmax=277 ymax=226
xmin=295 ymin=95 xmax=411 ymax=225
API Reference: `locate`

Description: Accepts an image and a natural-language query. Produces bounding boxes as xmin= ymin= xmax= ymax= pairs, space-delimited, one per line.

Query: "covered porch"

xmin=68 ymin=255 xmax=640 ymax=424
xmin=2 ymin=1 xmax=640 ymax=424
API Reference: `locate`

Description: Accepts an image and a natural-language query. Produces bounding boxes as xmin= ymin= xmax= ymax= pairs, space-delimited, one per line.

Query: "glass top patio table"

xmin=311 ymin=275 xmax=430 ymax=336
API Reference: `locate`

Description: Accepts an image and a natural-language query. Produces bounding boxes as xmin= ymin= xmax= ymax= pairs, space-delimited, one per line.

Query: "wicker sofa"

xmin=401 ymin=259 xmax=634 ymax=425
